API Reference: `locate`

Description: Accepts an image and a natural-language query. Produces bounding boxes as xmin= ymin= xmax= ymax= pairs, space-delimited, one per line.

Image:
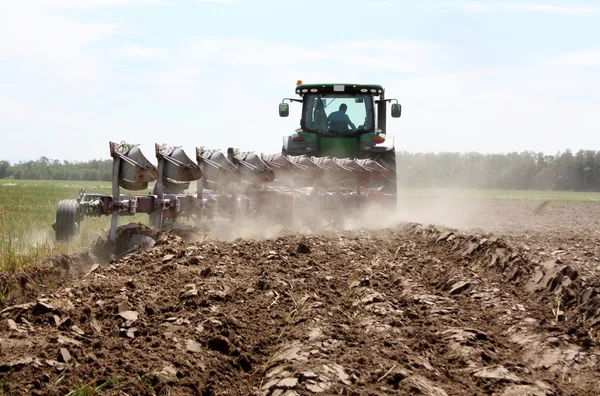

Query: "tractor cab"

xmin=279 ymin=82 xmax=400 ymax=137
xmin=279 ymin=81 xmax=401 ymax=158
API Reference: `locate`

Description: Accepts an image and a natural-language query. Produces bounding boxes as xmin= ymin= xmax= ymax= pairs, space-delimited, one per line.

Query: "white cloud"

xmin=541 ymin=49 xmax=600 ymax=69
xmin=161 ymin=38 xmax=442 ymax=75
xmin=196 ymin=0 xmax=238 ymax=4
xmin=0 ymin=95 xmax=86 ymax=127
xmin=0 ymin=9 xmax=119 ymax=59
xmin=359 ymin=1 xmax=396 ymax=7
xmin=0 ymin=0 xmax=170 ymax=11
xmin=0 ymin=9 xmax=119 ymax=85
xmin=385 ymin=65 xmax=600 ymax=154
xmin=0 ymin=0 xmax=166 ymax=86
xmin=115 ymin=44 xmax=168 ymax=60
xmin=126 ymin=37 xmax=441 ymax=111
xmin=0 ymin=96 xmax=31 ymax=124
xmin=427 ymin=2 xmax=600 ymax=15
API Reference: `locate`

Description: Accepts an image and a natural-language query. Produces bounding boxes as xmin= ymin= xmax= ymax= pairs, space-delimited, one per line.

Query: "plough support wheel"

xmin=54 ymin=199 xmax=81 ymax=242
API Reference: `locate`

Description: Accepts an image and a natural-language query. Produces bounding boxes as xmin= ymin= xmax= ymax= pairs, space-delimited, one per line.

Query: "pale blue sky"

xmin=1 ymin=0 xmax=599 ymax=163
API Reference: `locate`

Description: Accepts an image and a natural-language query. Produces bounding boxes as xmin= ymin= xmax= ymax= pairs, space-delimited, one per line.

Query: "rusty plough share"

xmin=52 ymin=140 xmax=395 ymax=249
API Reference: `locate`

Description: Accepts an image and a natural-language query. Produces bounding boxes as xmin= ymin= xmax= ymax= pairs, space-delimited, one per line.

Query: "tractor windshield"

xmin=302 ymin=93 xmax=375 ymax=134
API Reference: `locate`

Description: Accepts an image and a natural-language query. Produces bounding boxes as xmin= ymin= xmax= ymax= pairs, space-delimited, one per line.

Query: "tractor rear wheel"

xmin=54 ymin=199 xmax=81 ymax=242
xmin=366 ymin=151 xmax=397 ymax=210
xmin=381 ymin=151 xmax=397 ymax=196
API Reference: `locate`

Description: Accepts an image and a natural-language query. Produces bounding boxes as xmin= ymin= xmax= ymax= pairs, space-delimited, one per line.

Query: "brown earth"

xmin=1 ymin=198 xmax=600 ymax=395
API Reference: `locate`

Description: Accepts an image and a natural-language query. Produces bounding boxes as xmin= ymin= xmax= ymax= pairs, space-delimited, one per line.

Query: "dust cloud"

xmin=337 ymin=193 xmax=484 ymax=232
xmin=192 ymin=192 xmax=486 ymax=243
xmin=10 ymin=228 xmax=55 ymax=256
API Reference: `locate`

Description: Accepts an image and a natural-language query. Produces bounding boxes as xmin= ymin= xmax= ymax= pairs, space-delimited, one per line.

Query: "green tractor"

xmin=277 ymin=81 xmax=401 ymax=210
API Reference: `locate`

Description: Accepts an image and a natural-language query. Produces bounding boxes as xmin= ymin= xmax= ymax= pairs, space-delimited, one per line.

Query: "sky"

xmin=1 ymin=0 xmax=599 ymax=163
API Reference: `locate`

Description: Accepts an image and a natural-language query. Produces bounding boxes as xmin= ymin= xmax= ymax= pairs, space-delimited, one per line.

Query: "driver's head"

xmin=339 ymin=103 xmax=347 ymax=113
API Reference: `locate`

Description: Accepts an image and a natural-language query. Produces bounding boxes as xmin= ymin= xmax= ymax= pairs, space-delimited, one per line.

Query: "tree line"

xmin=0 ymin=157 xmax=112 ymax=182
xmin=1 ymin=149 xmax=600 ymax=191
xmin=395 ymin=149 xmax=600 ymax=191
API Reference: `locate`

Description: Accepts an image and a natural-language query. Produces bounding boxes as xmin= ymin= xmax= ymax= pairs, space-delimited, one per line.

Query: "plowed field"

xmin=1 ymin=198 xmax=599 ymax=395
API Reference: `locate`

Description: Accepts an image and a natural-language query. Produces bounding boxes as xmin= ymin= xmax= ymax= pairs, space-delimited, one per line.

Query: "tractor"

xmin=275 ymin=81 xmax=401 ymax=212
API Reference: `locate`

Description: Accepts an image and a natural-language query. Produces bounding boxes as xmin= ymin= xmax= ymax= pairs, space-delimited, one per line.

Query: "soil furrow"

xmin=1 ymin=220 xmax=599 ymax=395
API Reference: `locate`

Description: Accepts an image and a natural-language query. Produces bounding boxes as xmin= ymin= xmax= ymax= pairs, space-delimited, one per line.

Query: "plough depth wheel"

xmin=54 ymin=199 xmax=81 ymax=242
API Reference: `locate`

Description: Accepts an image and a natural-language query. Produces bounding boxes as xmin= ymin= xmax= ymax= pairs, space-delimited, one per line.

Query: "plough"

xmin=53 ymin=81 xmax=402 ymax=249
xmin=53 ymin=141 xmax=396 ymax=245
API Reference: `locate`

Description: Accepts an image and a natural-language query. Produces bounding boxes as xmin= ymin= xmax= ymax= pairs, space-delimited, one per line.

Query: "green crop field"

xmin=2 ymin=179 xmax=600 ymax=273
xmin=0 ymin=180 xmax=146 ymax=273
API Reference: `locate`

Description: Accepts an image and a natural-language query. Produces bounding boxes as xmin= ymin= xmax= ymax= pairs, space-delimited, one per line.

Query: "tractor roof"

xmin=295 ymin=83 xmax=385 ymax=96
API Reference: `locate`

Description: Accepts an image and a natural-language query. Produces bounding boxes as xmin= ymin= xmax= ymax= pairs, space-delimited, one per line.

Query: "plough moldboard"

xmin=52 ymin=141 xmax=396 ymax=248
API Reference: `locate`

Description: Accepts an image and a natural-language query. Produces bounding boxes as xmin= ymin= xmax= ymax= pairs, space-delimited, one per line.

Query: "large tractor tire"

xmin=366 ymin=150 xmax=397 ymax=211
xmin=54 ymin=199 xmax=81 ymax=242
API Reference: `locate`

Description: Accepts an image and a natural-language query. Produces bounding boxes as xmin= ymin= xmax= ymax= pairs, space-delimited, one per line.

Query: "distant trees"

xmin=1 ymin=157 xmax=112 ymax=181
xmin=395 ymin=150 xmax=600 ymax=191
xmin=0 ymin=160 xmax=9 ymax=179
xmin=2 ymin=149 xmax=600 ymax=191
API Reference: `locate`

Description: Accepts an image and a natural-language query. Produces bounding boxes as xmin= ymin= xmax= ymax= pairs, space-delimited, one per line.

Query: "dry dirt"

xmin=1 ymin=197 xmax=600 ymax=395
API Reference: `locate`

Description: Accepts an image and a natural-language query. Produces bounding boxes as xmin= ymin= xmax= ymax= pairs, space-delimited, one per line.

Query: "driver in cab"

xmin=327 ymin=103 xmax=356 ymax=132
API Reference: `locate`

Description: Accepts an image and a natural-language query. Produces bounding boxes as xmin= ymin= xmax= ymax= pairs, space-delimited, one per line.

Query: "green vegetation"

xmin=0 ymin=180 xmax=145 ymax=273
xmin=64 ymin=377 xmax=124 ymax=396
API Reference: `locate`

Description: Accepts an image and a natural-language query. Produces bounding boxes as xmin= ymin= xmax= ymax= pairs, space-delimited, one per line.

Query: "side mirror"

xmin=391 ymin=103 xmax=401 ymax=118
xmin=279 ymin=103 xmax=289 ymax=117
